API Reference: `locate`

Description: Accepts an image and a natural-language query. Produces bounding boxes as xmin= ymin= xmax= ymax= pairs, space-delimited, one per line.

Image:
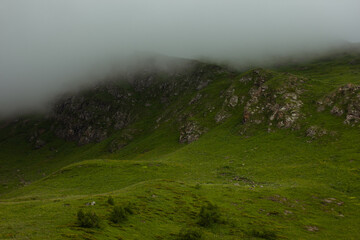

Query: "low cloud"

xmin=1 ymin=0 xmax=360 ymax=116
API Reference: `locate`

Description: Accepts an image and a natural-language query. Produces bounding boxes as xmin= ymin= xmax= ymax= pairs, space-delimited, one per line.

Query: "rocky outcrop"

xmin=189 ymin=93 xmax=202 ymax=105
xmin=50 ymin=62 xmax=230 ymax=145
xmin=214 ymin=86 xmax=243 ymax=124
xmin=215 ymin=110 xmax=231 ymax=123
xmin=52 ymin=94 xmax=133 ymax=145
xmin=318 ymin=84 xmax=360 ymax=126
xmin=228 ymin=95 xmax=239 ymax=108
xmin=242 ymin=70 xmax=304 ymax=129
xmin=179 ymin=121 xmax=206 ymax=144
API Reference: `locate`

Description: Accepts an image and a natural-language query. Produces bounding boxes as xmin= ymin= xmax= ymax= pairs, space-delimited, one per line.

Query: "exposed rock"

xmin=318 ymin=84 xmax=360 ymax=126
xmin=242 ymin=70 xmax=304 ymax=129
xmin=108 ymin=139 xmax=127 ymax=153
xmin=52 ymin=95 xmax=116 ymax=144
xmin=305 ymin=226 xmax=319 ymax=232
xmin=33 ymin=139 xmax=46 ymax=149
xmin=284 ymin=210 xmax=293 ymax=215
xmin=113 ymin=112 xmax=132 ymax=130
xmin=79 ymin=127 xmax=108 ymax=145
xmin=196 ymin=80 xmax=209 ymax=90
xmin=215 ymin=110 xmax=231 ymax=123
xmin=239 ymin=76 xmax=253 ymax=82
xmin=189 ymin=93 xmax=202 ymax=105
xmin=322 ymin=198 xmax=344 ymax=206
xmin=331 ymin=106 xmax=344 ymax=116
xmin=267 ymin=195 xmax=288 ymax=204
xmin=228 ymin=95 xmax=239 ymax=107
xmin=214 ymin=86 xmax=241 ymax=124
xmin=50 ymin=62 xmax=229 ymax=145
xmin=179 ymin=121 xmax=206 ymax=143
xmin=306 ymin=126 xmax=329 ymax=139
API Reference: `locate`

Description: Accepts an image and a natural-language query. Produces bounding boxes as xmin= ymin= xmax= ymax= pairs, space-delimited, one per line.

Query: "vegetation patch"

xmin=77 ymin=209 xmax=100 ymax=228
xmin=197 ymin=202 xmax=221 ymax=227
xmin=178 ymin=227 xmax=203 ymax=240
xmin=109 ymin=204 xmax=134 ymax=224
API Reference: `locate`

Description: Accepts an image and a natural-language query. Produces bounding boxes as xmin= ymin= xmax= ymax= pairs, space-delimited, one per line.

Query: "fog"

xmin=1 ymin=0 xmax=360 ymax=117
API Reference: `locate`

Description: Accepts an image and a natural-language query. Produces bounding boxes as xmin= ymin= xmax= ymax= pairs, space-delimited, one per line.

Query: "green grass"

xmin=0 ymin=53 xmax=360 ymax=239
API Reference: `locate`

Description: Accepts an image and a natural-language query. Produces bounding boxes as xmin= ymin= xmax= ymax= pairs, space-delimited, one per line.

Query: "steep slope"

xmin=0 ymin=53 xmax=360 ymax=239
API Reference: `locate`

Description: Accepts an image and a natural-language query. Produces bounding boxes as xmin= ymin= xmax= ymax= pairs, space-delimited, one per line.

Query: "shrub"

xmin=197 ymin=202 xmax=221 ymax=227
xmin=178 ymin=227 xmax=203 ymax=240
xmin=77 ymin=209 xmax=100 ymax=228
xmin=109 ymin=204 xmax=133 ymax=224
xmin=107 ymin=196 xmax=115 ymax=205
xmin=110 ymin=206 xmax=127 ymax=223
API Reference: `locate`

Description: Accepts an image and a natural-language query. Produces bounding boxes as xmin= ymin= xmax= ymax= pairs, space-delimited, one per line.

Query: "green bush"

xmin=109 ymin=204 xmax=133 ymax=223
xmin=178 ymin=227 xmax=203 ymax=240
xmin=197 ymin=202 xmax=221 ymax=227
xmin=77 ymin=209 xmax=100 ymax=228
xmin=107 ymin=196 xmax=115 ymax=205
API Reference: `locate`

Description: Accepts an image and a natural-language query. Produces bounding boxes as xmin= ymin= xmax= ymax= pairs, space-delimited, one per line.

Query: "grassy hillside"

xmin=0 ymin=53 xmax=360 ymax=239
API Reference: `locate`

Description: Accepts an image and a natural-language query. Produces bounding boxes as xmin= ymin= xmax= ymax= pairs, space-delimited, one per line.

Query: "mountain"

xmin=1 ymin=51 xmax=360 ymax=239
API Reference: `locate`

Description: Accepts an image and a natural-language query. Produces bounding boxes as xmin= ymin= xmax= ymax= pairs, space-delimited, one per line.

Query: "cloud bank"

xmin=1 ymin=0 xmax=360 ymax=116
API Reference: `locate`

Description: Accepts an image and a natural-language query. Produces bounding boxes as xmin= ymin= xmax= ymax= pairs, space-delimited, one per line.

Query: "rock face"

xmin=50 ymin=62 xmax=226 ymax=145
xmin=318 ymin=84 xmax=360 ymax=126
xmin=52 ymin=94 xmax=132 ymax=145
xmin=242 ymin=70 xmax=304 ymax=129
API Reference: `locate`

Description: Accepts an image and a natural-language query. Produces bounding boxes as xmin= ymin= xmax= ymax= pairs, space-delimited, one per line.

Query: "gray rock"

xmin=179 ymin=121 xmax=206 ymax=143
xmin=228 ymin=95 xmax=239 ymax=107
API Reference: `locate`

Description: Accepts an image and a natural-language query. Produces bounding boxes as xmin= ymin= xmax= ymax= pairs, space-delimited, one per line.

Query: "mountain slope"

xmin=0 ymin=53 xmax=360 ymax=239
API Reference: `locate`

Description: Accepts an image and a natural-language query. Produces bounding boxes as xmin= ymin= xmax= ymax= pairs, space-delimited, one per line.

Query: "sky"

xmin=1 ymin=0 xmax=360 ymax=116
